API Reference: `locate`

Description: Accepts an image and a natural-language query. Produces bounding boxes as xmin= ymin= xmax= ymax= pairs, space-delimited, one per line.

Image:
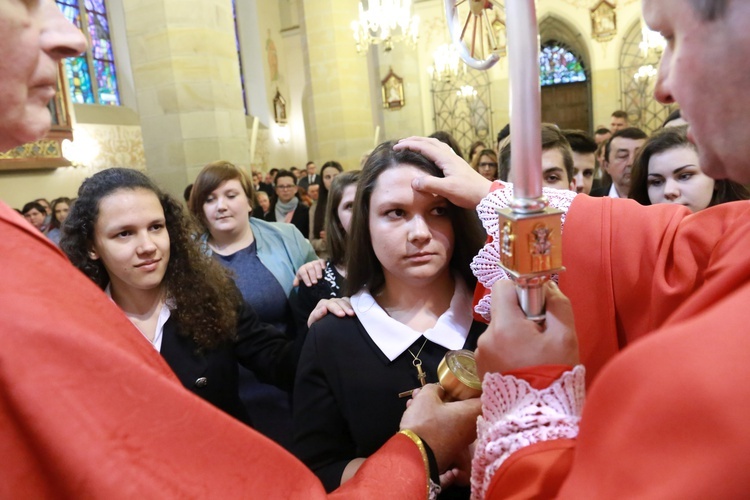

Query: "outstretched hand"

xmin=400 ymin=384 xmax=481 ymax=472
xmin=393 ymin=137 xmax=492 ymax=209
xmin=476 ymin=280 xmax=579 ymax=378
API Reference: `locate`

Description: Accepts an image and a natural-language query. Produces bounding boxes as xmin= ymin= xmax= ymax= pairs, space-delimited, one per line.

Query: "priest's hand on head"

xmin=394 ymin=137 xmax=492 ymax=209
xmin=399 ymin=384 xmax=481 ymax=473
xmin=476 ymin=280 xmax=579 ymax=378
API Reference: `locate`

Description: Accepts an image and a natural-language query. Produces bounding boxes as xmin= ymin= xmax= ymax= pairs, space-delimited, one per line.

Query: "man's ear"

xmin=569 ymin=178 xmax=577 ymax=192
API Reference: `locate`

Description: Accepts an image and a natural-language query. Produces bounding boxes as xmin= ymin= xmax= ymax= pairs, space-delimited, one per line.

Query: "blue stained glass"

xmin=539 ymin=44 xmax=586 ymax=87
xmin=55 ymin=0 xmax=120 ymax=106
xmin=94 ymin=60 xmax=120 ymax=105
xmin=57 ymin=2 xmax=82 ymax=28
xmin=63 ymin=57 xmax=95 ymax=104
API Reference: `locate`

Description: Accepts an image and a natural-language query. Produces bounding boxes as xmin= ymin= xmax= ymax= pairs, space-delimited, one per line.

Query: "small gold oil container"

xmin=437 ymin=349 xmax=482 ymax=401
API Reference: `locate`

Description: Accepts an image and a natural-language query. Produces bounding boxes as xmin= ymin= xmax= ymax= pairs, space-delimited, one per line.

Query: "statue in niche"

xmin=266 ymin=29 xmax=279 ymax=82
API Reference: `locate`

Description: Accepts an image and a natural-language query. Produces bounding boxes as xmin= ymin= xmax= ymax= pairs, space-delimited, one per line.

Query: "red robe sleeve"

xmin=0 ymin=202 xmax=427 ymax=499
xmin=559 ymin=196 xmax=749 ymax=385
xmin=482 ymin=199 xmax=750 ymax=498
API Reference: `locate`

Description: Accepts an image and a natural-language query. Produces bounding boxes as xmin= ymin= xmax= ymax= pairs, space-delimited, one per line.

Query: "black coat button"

xmin=194 ymin=377 xmax=208 ymax=388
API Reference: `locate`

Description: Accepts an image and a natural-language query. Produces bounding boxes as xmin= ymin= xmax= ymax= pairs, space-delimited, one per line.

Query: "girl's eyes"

xmin=432 ymin=206 xmax=448 ymax=216
xmin=386 ymin=208 xmax=405 ymax=219
xmin=677 ymin=172 xmax=694 ymax=181
xmin=149 ymin=224 xmax=164 ymax=231
xmin=647 ymin=178 xmax=664 ymax=187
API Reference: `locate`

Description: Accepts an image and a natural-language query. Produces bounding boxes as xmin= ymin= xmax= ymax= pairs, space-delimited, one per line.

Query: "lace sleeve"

xmin=470 ymin=365 xmax=585 ymax=499
xmin=471 ymin=184 xmax=579 ymax=321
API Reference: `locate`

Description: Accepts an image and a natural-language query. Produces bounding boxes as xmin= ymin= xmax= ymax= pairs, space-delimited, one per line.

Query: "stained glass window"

xmin=539 ymin=43 xmax=586 ymax=87
xmin=55 ymin=0 xmax=120 ymax=106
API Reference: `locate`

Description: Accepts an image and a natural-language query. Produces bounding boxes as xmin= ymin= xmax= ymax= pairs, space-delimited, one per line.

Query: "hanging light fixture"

xmin=351 ymin=0 xmax=420 ymax=54
xmin=428 ymin=43 xmax=466 ymax=82
xmin=639 ymin=25 xmax=666 ymax=57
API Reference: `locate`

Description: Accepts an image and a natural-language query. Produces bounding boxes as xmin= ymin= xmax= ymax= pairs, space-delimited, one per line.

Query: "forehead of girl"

xmin=97 ymin=188 xmax=164 ymax=225
xmin=371 ymin=164 xmax=446 ymax=204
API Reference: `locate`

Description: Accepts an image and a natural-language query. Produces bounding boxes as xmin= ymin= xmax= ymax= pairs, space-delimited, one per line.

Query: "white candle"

xmin=506 ymin=0 xmax=542 ymax=203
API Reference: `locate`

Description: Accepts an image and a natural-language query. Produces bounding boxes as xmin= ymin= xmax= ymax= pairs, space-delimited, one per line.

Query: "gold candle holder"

xmin=437 ymin=349 xmax=482 ymax=401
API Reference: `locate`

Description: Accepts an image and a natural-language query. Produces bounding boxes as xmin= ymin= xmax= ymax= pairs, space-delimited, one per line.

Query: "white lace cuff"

xmin=471 ymin=183 xmax=578 ymax=321
xmin=470 ymin=365 xmax=585 ymax=499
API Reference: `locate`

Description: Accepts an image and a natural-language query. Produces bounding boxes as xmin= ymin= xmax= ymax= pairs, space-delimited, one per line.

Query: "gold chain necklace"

xmin=407 ymin=337 xmax=429 ymax=388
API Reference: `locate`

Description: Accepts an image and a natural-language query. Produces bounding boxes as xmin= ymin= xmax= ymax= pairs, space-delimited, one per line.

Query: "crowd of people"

xmin=5 ymin=0 xmax=750 ymax=498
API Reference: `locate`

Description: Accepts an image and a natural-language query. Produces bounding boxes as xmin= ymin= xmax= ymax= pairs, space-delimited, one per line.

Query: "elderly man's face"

xmin=0 ymin=1 xmax=86 ymax=151
xmin=646 ymin=0 xmax=750 ymax=183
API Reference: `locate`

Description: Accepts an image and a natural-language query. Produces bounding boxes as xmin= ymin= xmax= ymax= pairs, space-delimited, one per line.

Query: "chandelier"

xmin=634 ymin=24 xmax=665 ymax=82
xmin=428 ymin=43 xmax=466 ymax=82
xmin=639 ymin=26 xmax=666 ymax=57
xmin=351 ymin=0 xmax=420 ymax=54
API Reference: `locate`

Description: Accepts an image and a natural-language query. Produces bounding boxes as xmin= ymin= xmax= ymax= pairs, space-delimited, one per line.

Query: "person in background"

xmin=562 ymin=129 xmax=598 ymax=195
xmin=45 ymin=196 xmax=71 ymax=245
xmin=468 ymin=140 xmax=486 ymax=165
xmin=299 ymin=161 xmax=320 ymax=191
xmin=253 ymin=191 xmax=272 ymax=218
xmin=593 ymin=127 xmax=612 ymax=145
xmin=629 ymin=125 xmax=750 ymax=212
xmin=189 ymin=161 xmax=317 ymax=449
xmin=310 ymin=160 xmax=344 ymax=257
xmin=308 ymin=183 xmax=320 ymax=203
xmin=262 ymin=170 xmax=310 ymax=238
xmin=293 ymin=171 xmax=360 ymax=336
xmin=499 ymin=124 xmax=576 ymax=191
xmin=590 ymin=127 xmax=648 ymax=198
xmin=610 ymin=109 xmax=629 ymax=132
xmin=471 ymin=148 xmax=499 ymax=181
xmin=22 ymin=201 xmax=47 ymax=232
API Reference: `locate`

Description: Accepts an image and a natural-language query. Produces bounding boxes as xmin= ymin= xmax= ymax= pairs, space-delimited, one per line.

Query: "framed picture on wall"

xmin=590 ymin=0 xmax=617 ymax=43
xmin=381 ymin=68 xmax=404 ymax=110
xmin=273 ymin=88 xmax=287 ymax=124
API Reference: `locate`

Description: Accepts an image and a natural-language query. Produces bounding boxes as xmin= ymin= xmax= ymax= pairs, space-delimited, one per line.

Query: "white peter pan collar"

xmin=351 ymin=277 xmax=473 ymax=362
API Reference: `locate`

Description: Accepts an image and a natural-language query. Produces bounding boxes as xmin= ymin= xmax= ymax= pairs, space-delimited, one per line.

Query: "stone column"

xmin=122 ymin=0 xmax=250 ymax=196
xmin=301 ymin=0 xmax=374 ymax=169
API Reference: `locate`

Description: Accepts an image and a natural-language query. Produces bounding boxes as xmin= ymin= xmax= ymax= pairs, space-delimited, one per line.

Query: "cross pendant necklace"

xmin=398 ymin=338 xmax=429 ymax=398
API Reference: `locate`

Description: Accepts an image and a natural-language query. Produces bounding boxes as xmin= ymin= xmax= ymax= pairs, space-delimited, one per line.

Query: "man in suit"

xmin=589 ymin=127 xmax=647 ymax=197
xmin=298 ymin=161 xmax=319 ymax=191
xmin=263 ymin=169 xmax=310 ymax=237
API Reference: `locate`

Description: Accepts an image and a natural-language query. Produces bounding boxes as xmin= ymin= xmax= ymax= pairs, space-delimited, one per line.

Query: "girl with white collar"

xmin=292 ymin=142 xmax=485 ymax=498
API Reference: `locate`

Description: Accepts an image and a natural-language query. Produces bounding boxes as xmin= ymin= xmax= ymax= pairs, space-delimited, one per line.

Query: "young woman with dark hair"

xmin=61 ymin=168 xmax=299 ymax=426
xmin=45 ymin=196 xmax=72 ymax=245
xmin=293 ymin=141 xmax=486 ymax=497
xmin=292 ymin=171 xmax=359 ymax=334
xmin=629 ymin=126 xmax=750 ymax=212
xmin=309 ymin=160 xmax=344 ymax=257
